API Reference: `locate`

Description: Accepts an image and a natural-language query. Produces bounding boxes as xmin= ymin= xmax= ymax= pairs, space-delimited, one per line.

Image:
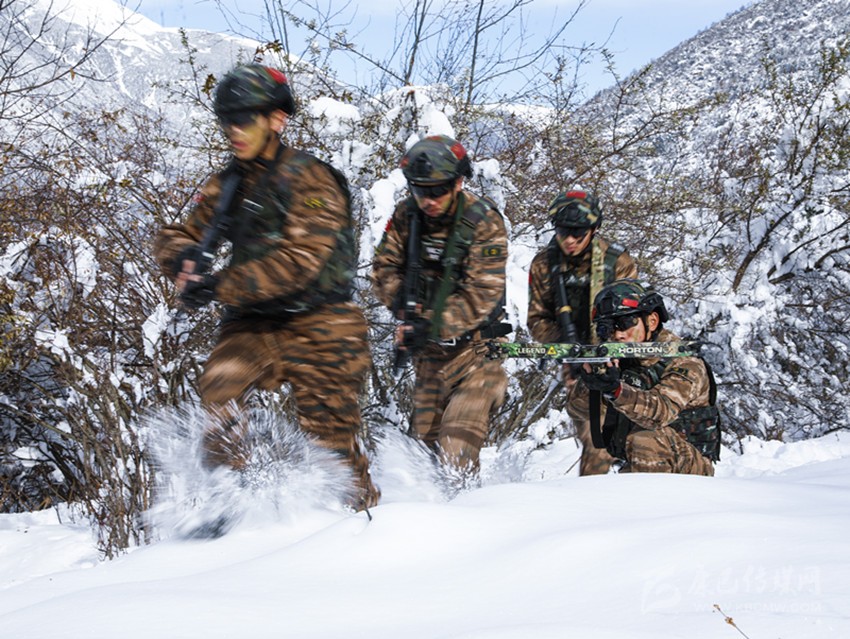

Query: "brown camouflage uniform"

xmin=566 ymin=329 xmax=715 ymax=476
xmin=155 ymin=145 xmax=379 ymax=509
xmin=527 ymin=235 xmax=637 ymax=475
xmin=371 ymin=192 xmax=508 ymax=470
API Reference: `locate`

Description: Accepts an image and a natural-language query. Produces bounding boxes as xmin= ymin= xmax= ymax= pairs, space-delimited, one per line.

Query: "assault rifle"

xmin=179 ymin=166 xmax=242 ymax=306
xmin=552 ymin=260 xmax=580 ymax=344
xmin=485 ymin=340 xmax=703 ymax=363
xmin=392 ymin=207 xmax=422 ymax=375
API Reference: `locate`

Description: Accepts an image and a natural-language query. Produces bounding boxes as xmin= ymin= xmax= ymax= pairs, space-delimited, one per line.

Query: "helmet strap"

xmin=643 ymin=312 xmax=661 ymax=341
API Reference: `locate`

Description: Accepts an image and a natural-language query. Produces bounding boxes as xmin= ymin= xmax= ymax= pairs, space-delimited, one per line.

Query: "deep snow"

xmin=1 ymin=427 xmax=847 ymax=639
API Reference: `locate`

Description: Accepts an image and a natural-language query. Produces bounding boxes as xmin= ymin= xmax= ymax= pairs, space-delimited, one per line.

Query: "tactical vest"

xmin=225 ymin=149 xmax=355 ymax=319
xmin=409 ymin=193 xmax=506 ymax=338
xmin=602 ymin=359 xmax=722 ymax=462
xmin=547 ymin=238 xmax=623 ymax=343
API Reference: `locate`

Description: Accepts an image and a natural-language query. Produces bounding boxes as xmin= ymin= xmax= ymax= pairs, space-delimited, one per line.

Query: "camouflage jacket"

xmin=155 ymin=144 xmax=355 ymax=319
xmin=371 ymin=191 xmax=507 ymax=341
xmin=527 ymin=235 xmax=637 ymax=343
xmin=567 ymin=329 xmax=712 ymax=431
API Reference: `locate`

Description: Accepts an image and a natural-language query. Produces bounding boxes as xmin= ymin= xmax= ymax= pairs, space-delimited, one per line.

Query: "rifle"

xmin=485 ymin=340 xmax=703 ymax=363
xmin=392 ymin=206 xmax=422 ymax=375
xmin=551 ymin=260 xmax=580 ymax=344
xmin=179 ymin=166 xmax=242 ymax=305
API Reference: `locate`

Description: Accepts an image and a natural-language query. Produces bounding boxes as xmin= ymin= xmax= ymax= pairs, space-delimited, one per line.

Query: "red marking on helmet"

xmin=565 ymin=190 xmax=587 ymax=199
xmin=400 ymin=156 xmax=410 ymax=168
xmin=622 ymin=299 xmax=639 ymax=308
xmin=266 ymin=68 xmax=288 ymax=85
xmin=450 ymin=142 xmax=466 ymax=160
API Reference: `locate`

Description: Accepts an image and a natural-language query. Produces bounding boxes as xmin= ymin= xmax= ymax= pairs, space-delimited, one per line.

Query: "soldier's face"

xmin=556 ymin=226 xmax=593 ymax=256
xmin=412 ymin=179 xmax=462 ymax=218
xmin=221 ymin=110 xmax=286 ymax=161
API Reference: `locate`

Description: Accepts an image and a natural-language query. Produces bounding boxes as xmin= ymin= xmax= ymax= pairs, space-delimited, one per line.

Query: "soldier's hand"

xmin=396 ymin=318 xmax=431 ymax=351
xmin=578 ymin=362 xmax=621 ymax=396
xmin=180 ymin=273 xmax=219 ymax=310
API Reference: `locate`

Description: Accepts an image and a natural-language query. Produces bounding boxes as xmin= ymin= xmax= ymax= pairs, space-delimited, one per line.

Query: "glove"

xmin=563 ymin=363 xmax=583 ymax=381
xmin=400 ymin=318 xmax=432 ymax=351
xmin=578 ymin=364 xmax=621 ymax=396
xmin=180 ymin=273 xmax=219 ymax=310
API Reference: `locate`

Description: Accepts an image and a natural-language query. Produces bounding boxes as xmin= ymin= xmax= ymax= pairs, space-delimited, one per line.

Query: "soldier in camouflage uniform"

xmin=527 ymin=191 xmax=637 ymax=475
xmin=371 ymin=135 xmax=509 ymax=473
xmin=154 ymin=64 xmax=379 ymax=510
xmin=567 ymin=279 xmax=720 ymax=475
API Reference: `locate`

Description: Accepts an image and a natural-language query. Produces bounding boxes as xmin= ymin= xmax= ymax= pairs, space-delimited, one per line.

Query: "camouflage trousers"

xmin=574 ymin=417 xmax=616 ymax=476
xmin=198 ymin=301 xmax=380 ymax=509
xmin=625 ymin=426 xmax=714 ymax=476
xmin=412 ymin=342 xmax=507 ymax=471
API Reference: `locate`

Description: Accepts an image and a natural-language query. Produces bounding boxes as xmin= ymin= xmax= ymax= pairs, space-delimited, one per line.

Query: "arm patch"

xmin=667 ymin=366 xmax=691 ymax=379
xmin=482 ymin=245 xmax=503 ymax=257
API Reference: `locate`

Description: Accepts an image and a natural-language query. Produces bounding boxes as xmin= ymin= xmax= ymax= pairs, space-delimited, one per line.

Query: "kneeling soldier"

xmin=567 ymin=279 xmax=720 ymax=475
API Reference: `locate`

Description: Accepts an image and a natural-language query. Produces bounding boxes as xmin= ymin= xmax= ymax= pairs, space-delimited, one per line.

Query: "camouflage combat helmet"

xmin=548 ymin=190 xmax=602 ymax=228
xmin=593 ymin=279 xmax=669 ymax=322
xmin=400 ymin=135 xmax=473 ymax=185
xmin=214 ymin=64 xmax=296 ymax=117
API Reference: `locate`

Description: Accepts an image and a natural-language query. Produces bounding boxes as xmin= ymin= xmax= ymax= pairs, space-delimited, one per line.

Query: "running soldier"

xmin=154 ymin=64 xmax=379 ymax=510
xmin=527 ymin=190 xmax=637 ymax=475
xmin=567 ymin=279 xmax=720 ymax=475
xmin=371 ymin=135 xmax=510 ymax=474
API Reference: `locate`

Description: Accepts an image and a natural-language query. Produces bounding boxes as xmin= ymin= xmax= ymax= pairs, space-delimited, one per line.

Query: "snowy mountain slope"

xmin=596 ymin=0 xmax=850 ymax=105
xmin=3 ymin=0 xmax=257 ymax=135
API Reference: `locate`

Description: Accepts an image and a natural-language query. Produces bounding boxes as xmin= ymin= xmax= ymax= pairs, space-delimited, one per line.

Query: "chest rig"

xmin=224 ymin=147 xmax=356 ymax=319
xmin=406 ymin=193 xmax=506 ymax=340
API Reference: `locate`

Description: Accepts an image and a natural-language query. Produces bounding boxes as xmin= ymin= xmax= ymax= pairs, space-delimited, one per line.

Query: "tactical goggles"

xmin=555 ymin=226 xmax=591 ymax=239
xmin=595 ymin=313 xmax=643 ymax=339
xmin=218 ymin=110 xmax=262 ymax=128
xmin=409 ymin=181 xmax=454 ymax=200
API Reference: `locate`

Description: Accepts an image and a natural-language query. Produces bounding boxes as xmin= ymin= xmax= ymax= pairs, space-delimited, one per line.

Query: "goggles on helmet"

xmin=595 ymin=313 xmax=642 ymax=341
xmin=218 ymin=111 xmax=262 ymax=129
xmin=410 ymin=181 xmax=454 ymax=200
xmin=555 ymin=226 xmax=591 ymax=239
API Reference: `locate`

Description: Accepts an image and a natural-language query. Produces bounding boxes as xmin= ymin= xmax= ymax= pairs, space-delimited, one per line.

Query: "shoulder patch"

xmin=304 ymin=197 xmax=325 ymax=209
xmin=482 ymin=245 xmax=503 ymax=258
xmin=667 ymin=366 xmax=692 ymax=378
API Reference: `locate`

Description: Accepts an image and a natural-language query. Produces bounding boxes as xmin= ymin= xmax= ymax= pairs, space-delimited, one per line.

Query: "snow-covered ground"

xmin=1 ymin=426 xmax=847 ymax=639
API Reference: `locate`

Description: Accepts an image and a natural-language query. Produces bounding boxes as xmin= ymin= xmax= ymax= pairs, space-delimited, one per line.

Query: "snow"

xmin=1 ymin=430 xmax=848 ymax=638
xmin=29 ymin=0 xmax=165 ymax=46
